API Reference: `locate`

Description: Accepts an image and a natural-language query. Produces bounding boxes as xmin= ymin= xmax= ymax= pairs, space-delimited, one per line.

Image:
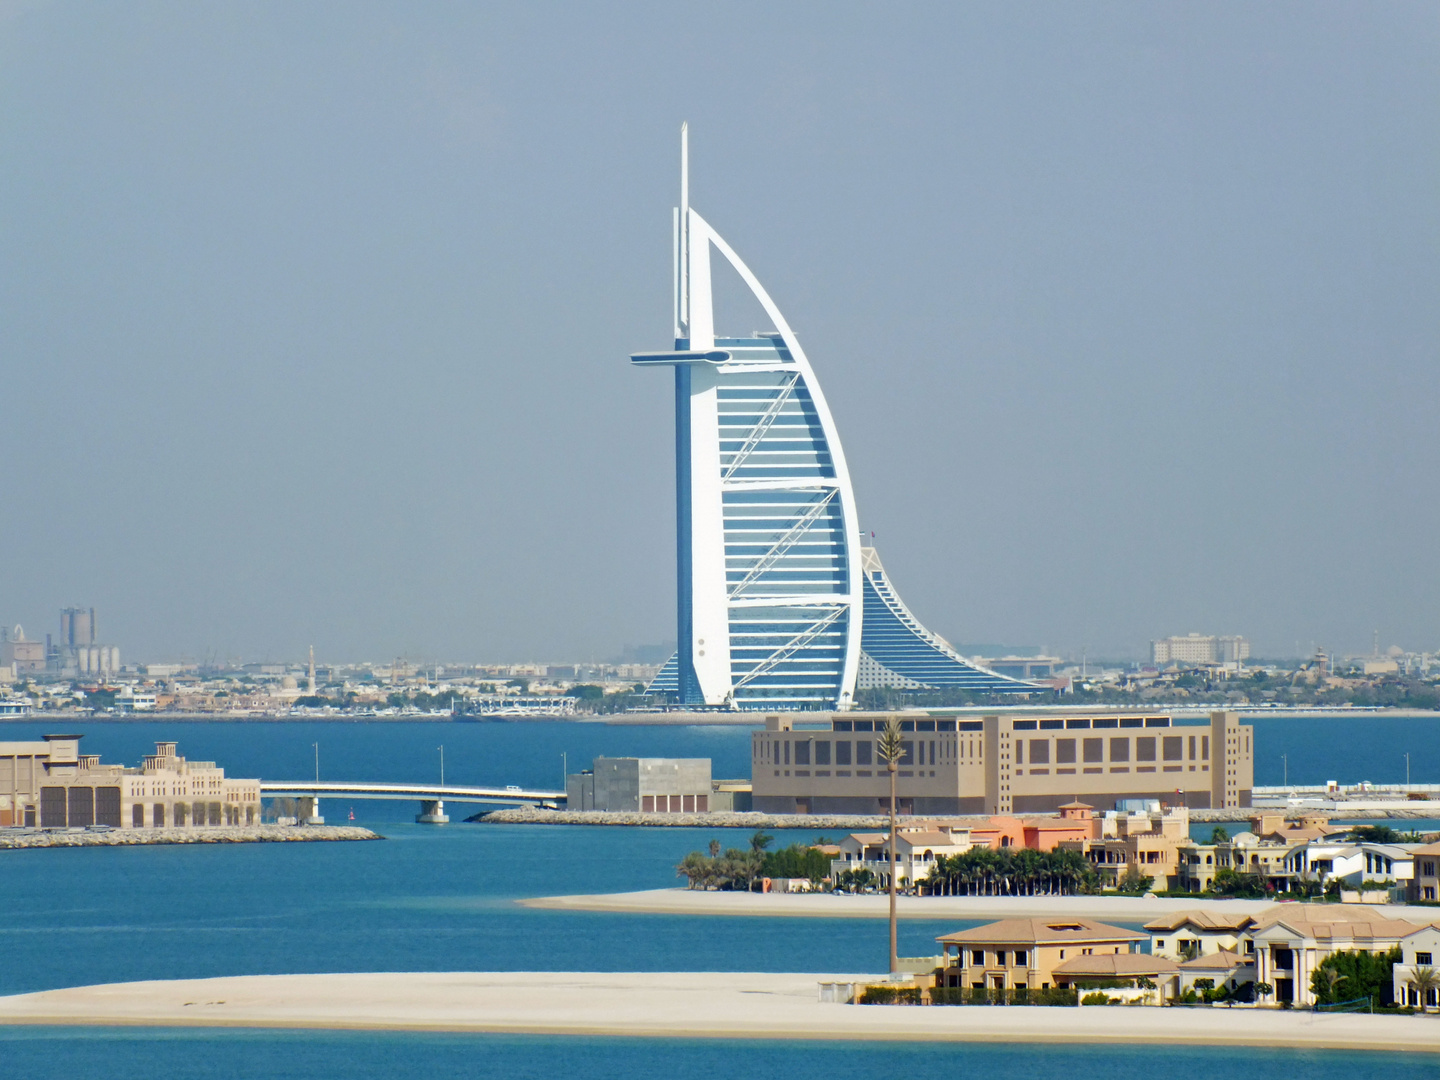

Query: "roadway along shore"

xmin=518 ymin=887 xmax=1440 ymax=924
xmin=477 ymin=806 xmax=1440 ymax=828
xmin=0 ymin=825 xmax=380 ymax=850
xmin=0 ymin=971 xmax=1435 ymax=1052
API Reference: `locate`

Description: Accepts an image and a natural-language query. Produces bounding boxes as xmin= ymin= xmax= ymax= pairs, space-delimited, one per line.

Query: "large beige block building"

xmin=0 ymin=736 xmax=261 ymax=829
xmin=750 ymin=710 xmax=1252 ymax=815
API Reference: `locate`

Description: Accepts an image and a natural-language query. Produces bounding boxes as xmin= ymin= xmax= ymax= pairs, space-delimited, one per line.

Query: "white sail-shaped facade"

xmin=636 ymin=127 xmax=1040 ymax=709
xmin=631 ymin=127 xmax=861 ymax=708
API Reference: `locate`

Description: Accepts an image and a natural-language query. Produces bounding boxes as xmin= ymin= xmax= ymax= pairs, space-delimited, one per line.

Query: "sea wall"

xmin=0 ymin=825 xmax=381 ymax=849
xmin=478 ymin=806 xmax=1440 ymax=828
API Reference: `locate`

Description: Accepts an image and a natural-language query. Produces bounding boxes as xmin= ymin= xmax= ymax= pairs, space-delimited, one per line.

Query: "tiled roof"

xmin=1250 ymin=903 xmax=1387 ymax=928
xmin=897 ymin=831 xmax=966 ymax=848
xmin=1053 ymin=953 xmax=1178 ymax=977
xmin=937 ymin=918 xmax=1146 ymax=946
xmin=1178 ymin=950 xmax=1253 ymax=972
xmin=1251 ymin=904 xmax=1423 ymax=940
xmin=1142 ymin=909 xmax=1254 ymax=933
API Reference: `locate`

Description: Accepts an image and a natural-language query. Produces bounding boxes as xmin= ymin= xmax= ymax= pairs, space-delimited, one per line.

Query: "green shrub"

xmin=925 ymin=986 xmax=1076 ymax=1006
xmin=1081 ymin=992 xmax=1112 ymax=1006
xmin=859 ymin=985 xmax=919 ymax=1005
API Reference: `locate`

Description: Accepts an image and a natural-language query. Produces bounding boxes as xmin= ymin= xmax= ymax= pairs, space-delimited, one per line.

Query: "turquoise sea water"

xmin=2 ymin=717 xmax=1438 ymax=1076
xmin=0 ymin=1030 xmax=1435 ymax=1080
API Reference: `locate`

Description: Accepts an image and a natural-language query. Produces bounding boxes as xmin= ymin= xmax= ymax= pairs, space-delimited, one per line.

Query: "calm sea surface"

xmin=1 ymin=716 xmax=1437 ymax=1077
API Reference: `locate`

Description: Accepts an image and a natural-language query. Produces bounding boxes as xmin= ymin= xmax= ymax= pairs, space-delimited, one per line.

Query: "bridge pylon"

xmin=416 ymin=799 xmax=449 ymax=824
xmin=297 ymin=795 xmax=325 ymax=826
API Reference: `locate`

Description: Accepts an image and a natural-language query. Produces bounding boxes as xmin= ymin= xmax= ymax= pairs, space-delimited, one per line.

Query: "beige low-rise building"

xmin=0 ymin=736 xmax=260 ymax=829
xmin=752 ymin=710 xmax=1252 ymax=816
xmin=1056 ymin=805 xmax=1191 ymax=890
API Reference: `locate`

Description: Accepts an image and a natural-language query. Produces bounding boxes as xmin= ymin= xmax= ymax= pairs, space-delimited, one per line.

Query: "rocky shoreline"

xmin=0 ymin=825 xmax=381 ymax=849
xmin=477 ymin=805 xmax=1440 ymax=828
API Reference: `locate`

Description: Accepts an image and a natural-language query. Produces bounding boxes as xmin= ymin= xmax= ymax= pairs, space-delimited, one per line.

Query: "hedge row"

xmin=860 ymin=986 xmax=1079 ymax=1007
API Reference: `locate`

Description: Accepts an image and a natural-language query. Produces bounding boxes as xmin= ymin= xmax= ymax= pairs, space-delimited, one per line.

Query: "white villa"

xmin=833 ymin=825 xmax=973 ymax=887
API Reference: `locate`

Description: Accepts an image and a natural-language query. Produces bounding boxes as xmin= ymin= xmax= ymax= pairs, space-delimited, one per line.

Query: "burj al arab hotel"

xmin=635 ymin=126 xmax=1036 ymax=710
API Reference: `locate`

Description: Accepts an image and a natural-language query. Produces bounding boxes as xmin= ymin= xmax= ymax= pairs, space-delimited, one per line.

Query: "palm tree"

xmin=877 ymin=716 xmax=905 ymax=974
xmin=1408 ymin=965 xmax=1439 ymax=1012
xmin=1315 ymin=965 xmax=1347 ymax=1005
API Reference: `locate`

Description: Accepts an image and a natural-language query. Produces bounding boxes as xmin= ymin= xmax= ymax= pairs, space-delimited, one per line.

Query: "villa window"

xmin=996 ymin=950 xmax=1007 ymax=966
xmin=1014 ymin=950 xmax=1028 ymax=966
xmin=1418 ymin=952 xmax=1433 ymax=965
xmin=972 ymin=950 xmax=984 ymax=966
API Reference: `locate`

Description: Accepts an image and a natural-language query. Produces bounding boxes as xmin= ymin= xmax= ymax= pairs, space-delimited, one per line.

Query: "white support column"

xmin=297 ymin=795 xmax=324 ymax=826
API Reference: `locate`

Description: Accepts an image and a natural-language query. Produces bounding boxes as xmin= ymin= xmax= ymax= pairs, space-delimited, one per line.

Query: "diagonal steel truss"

xmin=721 ymin=372 xmax=799 ymax=480
xmin=727 ymin=604 xmax=847 ymax=699
xmin=728 ymin=486 xmax=839 ymax=598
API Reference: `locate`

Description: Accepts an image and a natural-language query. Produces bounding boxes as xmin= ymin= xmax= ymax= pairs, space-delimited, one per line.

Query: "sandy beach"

xmin=0 ymin=971 xmax=1435 ymax=1051
xmin=518 ymin=888 xmax=1313 ymax=922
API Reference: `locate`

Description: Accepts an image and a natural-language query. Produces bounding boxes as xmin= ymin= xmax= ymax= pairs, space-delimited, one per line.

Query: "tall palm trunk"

xmin=876 ymin=717 xmax=905 ymax=977
xmin=888 ymin=757 xmax=897 ymax=973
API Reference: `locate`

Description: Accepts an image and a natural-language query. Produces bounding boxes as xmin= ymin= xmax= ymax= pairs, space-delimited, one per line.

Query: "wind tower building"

xmin=635 ymin=126 xmax=1035 ymax=710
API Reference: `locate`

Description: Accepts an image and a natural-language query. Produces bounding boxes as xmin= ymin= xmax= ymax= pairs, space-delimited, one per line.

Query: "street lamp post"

xmin=438 ymin=745 xmax=445 ymax=787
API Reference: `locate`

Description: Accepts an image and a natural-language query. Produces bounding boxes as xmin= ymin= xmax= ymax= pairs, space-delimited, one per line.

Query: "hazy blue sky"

xmin=1 ymin=2 xmax=1436 ymax=665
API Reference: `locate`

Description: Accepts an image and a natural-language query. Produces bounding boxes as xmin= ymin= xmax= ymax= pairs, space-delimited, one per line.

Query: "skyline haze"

xmin=2 ymin=4 xmax=1436 ymax=665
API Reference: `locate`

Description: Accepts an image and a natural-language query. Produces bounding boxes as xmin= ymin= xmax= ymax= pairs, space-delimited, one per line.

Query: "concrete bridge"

xmin=259 ymin=781 xmax=566 ymax=824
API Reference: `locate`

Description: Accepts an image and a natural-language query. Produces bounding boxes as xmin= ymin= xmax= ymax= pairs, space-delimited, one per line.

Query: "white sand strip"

xmin=518 ymin=889 xmax=1296 ymax=921
xmin=0 ymin=972 xmax=1435 ymax=1051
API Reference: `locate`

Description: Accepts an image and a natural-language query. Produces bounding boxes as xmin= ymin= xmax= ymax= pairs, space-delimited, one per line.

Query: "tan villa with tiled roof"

xmin=937 ymin=918 xmax=1148 ymax=995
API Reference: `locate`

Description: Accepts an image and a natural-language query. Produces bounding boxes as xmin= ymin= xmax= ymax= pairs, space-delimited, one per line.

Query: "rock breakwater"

xmin=0 ymin=825 xmax=381 ymax=849
xmin=479 ymin=806 xmax=1439 ymax=827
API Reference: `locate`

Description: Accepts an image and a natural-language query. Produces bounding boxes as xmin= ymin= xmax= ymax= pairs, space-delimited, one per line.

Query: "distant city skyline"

xmin=2 ymin=5 xmax=1435 ymax=664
